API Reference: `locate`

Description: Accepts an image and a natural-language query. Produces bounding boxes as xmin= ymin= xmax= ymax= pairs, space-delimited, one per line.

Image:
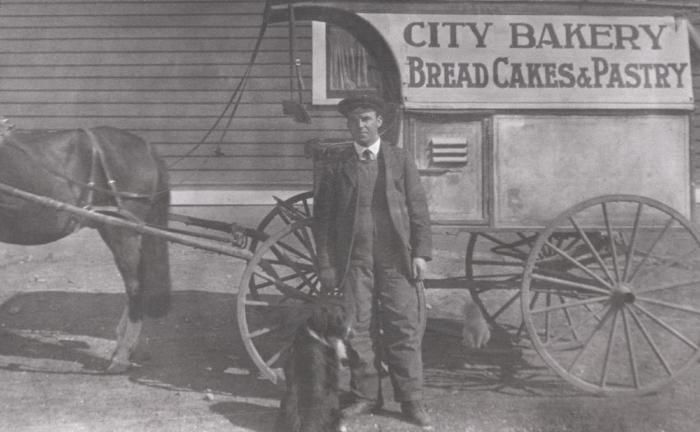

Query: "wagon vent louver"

xmin=429 ymin=136 xmax=468 ymax=165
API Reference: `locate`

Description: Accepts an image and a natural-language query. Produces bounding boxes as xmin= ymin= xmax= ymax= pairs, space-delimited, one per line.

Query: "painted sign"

xmin=359 ymin=14 xmax=693 ymax=109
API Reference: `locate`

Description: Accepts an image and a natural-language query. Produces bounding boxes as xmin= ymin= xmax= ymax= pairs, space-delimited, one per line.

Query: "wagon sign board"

xmin=360 ymin=14 xmax=693 ymax=110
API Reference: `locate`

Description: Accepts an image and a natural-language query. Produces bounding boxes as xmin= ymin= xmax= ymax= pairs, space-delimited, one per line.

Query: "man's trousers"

xmin=343 ymin=259 xmax=427 ymax=403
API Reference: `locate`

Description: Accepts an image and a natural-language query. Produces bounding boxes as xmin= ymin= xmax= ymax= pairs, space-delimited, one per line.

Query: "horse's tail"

xmin=138 ymin=155 xmax=172 ymax=318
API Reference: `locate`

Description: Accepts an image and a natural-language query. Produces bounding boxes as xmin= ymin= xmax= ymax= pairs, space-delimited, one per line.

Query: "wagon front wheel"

xmin=238 ymin=217 xmax=335 ymax=384
xmin=522 ymin=195 xmax=700 ymax=395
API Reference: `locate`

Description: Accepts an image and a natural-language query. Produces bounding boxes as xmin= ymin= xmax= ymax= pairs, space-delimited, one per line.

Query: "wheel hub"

xmin=611 ymin=282 xmax=635 ymax=306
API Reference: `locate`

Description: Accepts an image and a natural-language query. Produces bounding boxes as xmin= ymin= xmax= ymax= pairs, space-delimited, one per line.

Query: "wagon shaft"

xmin=0 ymin=181 xmax=255 ymax=261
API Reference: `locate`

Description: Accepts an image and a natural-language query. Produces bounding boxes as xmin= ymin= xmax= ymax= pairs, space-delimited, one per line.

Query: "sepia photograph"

xmin=1 ymin=0 xmax=700 ymax=431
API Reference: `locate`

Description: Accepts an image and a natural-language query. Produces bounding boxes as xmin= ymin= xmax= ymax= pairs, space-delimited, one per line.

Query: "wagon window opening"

xmin=312 ymin=22 xmax=382 ymax=104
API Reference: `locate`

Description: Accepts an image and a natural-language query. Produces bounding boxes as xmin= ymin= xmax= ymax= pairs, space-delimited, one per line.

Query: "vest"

xmin=350 ymin=153 xmax=400 ymax=267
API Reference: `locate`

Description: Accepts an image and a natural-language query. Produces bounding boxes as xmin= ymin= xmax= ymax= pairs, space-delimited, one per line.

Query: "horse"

xmin=0 ymin=120 xmax=171 ymax=373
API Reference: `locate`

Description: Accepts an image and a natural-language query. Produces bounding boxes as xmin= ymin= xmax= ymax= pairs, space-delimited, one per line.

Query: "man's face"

xmin=346 ymin=107 xmax=383 ymax=147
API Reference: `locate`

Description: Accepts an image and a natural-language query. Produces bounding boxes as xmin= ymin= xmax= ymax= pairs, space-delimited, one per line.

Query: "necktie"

xmin=362 ymin=149 xmax=374 ymax=161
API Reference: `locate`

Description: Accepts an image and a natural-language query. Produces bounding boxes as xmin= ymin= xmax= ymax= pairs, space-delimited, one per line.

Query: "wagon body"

xmin=266 ymin=1 xmax=696 ymax=229
xmin=235 ymin=0 xmax=700 ymax=396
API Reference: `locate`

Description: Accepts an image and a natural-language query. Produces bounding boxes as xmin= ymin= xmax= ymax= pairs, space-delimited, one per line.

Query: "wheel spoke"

xmin=600 ymin=308 xmax=620 ymax=387
xmin=558 ymin=294 xmax=580 ymax=342
xmin=544 ymin=302 xmax=609 ymax=347
xmin=635 ymin=279 xmax=700 ymax=295
xmin=268 ymin=246 xmax=317 ymax=291
xmin=566 ymin=306 xmax=615 ymax=373
xmin=489 ymin=290 xmax=521 ymax=321
xmin=628 ymin=217 xmax=675 ymax=282
xmin=627 ymin=306 xmax=673 ymax=376
xmin=249 ymin=324 xmax=285 ymax=339
xmin=601 ymin=202 xmax=621 ymax=283
xmin=245 ymin=299 xmax=271 ymax=306
xmin=622 ymin=203 xmax=643 ymax=282
xmin=531 ymin=272 xmax=610 ymax=295
xmin=251 ymin=268 xmax=313 ymax=291
xmin=265 ymin=342 xmax=292 ymax=367
xmin=631 ymin=303 xmax=698 ymax=350
xmin=568 ymin=216 xmax=616 ymax=287
xmin=544 ymin=293 xmax=552 ymax=343
xmin=531 ymin=295 xmax=609 ymax=316
xmin=271 ymin=240 xmax=313 ymax=263
xmin=621 ymin=308 xmax=640 ymax=389
xmin=520 ymin=291 xmax=541 ymax=340
xmin=296 ymin=226 xmax=317 ymax=262
xmin=252 ymin=269 xmax=313 ymax=302
xmin=541 ymin=240 xmax=614 ymax=290
xmin=635 ymin=296 xmax=700 ymax=317
xmin=275 ymin=204 xmax=293 ymax=226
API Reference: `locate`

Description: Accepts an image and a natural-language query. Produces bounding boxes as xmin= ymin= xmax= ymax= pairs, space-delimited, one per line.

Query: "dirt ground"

xmin=1 ymin=228 xmax=700 ymax=432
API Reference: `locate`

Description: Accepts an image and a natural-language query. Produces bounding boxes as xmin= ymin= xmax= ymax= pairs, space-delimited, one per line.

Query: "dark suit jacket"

xmin=313 ymin=141 xmax=432 ymax=287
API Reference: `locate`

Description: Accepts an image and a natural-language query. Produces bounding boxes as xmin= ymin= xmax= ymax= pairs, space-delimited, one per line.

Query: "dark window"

xmin=325 ymin=25 xmax=382 ymax=98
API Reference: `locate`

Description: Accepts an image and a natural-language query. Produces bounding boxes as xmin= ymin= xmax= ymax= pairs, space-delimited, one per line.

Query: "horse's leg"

xmin=98 ymin=225 xmax=144 ymax=373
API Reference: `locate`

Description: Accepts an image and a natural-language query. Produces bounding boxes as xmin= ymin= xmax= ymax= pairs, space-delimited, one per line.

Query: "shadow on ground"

xmin=0 ymin=290 xmax=588 ymax=431
xmin=423 ymin=317 xmax=571 ymax=398
xmin=0 ymin=290 xmax=281 ymax=431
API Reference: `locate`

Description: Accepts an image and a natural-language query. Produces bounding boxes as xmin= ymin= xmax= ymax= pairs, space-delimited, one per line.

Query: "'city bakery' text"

xmin=403 ymin=21 xmax=688 ymax=90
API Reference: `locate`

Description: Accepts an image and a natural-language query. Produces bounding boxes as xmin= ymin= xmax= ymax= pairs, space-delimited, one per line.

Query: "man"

xmin=313 ymin=94 xmax=433 ymax=429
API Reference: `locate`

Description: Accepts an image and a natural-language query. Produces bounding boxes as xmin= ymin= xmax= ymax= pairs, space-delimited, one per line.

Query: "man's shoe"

xmin=341 ymin=399 xmax=380 ymax=418
xmin=400 ymin=401 xmax=433 ymax=429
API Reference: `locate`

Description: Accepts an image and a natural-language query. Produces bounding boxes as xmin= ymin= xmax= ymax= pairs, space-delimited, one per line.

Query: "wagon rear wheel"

xmin=238 ymin=217 xmax=335 ymax=384
xmin=522 ymin=195 xmax=700 ymax=395
xmin=466 ymin=231 xmax=596 ymax=346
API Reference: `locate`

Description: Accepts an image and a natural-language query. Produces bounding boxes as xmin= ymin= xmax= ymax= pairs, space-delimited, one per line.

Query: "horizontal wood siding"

xmin=0 ymin=0 xmax=343 ymax=193
xmin=1 ymin=0 xmax=697 ymax=203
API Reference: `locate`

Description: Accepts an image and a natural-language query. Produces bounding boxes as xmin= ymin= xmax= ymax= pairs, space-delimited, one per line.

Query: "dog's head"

xmin=306 ymin=302 xmax=351 ymax=365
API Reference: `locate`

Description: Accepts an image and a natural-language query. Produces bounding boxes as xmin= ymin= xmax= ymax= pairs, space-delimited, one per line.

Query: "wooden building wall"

xmin=0 ymin=0 xmax=698 ymax=218
xmin=0 ymin=0 xmax=345 ymax=215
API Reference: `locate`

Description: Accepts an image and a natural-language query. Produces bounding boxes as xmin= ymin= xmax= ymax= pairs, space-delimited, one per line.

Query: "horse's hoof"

xmin=105 ymin=360 xmax=131 ymax=374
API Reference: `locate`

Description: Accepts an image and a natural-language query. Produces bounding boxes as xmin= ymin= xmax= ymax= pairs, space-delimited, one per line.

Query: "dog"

xmin=275 ymin=302 xmax=350 ymax=432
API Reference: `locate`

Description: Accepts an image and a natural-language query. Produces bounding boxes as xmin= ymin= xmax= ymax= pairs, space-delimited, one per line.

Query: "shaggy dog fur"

xmin=275 ymin=303 xmax=350 ymax=432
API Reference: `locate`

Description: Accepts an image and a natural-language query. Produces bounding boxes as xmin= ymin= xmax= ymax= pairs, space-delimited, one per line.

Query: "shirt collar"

xmin=353 ymin=138 xmax=381 ymax=159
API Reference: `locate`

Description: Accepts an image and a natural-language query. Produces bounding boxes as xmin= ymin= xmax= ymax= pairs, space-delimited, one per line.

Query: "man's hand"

xmin=412 ymin=257 xmax=427 ymax=281
xmin=319 ymin=266 xmax=337 ymax=291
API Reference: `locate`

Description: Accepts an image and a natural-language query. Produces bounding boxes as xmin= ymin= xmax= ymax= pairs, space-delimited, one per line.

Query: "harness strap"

xmin=81 ymin=139 xmax=101 ymax=210
xmin=83 ymin=128 xmax=127 ymax=209
xmin=82 ymin=128 xmax=144 ymax=223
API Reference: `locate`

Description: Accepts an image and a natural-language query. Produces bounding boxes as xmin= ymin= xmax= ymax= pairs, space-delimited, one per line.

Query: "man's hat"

xmin=337 ymin=94 xmax=386 ymax=117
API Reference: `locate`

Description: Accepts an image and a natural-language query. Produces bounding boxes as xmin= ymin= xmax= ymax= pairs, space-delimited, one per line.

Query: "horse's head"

xmin=0 ymin=117 xmax=15 ymax=138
